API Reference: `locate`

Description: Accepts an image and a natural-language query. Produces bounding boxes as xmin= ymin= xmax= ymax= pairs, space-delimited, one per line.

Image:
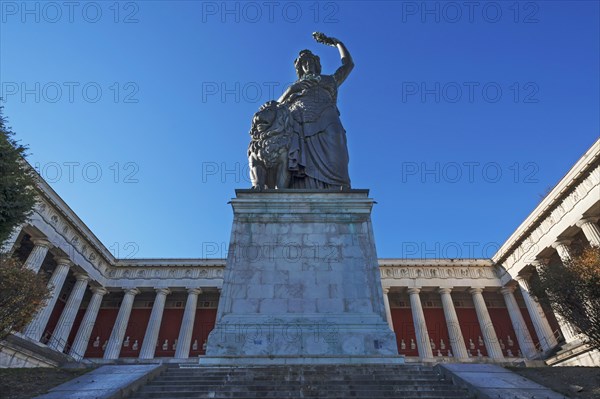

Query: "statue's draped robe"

xmin=288 ymin=74 xmax=351 ymax=189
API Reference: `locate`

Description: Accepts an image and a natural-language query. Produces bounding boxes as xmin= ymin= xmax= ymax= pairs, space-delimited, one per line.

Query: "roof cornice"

xmin=492 ymin=137 xmax=600 ymax=264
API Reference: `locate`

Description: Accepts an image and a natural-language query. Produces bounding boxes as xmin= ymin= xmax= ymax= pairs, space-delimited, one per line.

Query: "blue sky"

xmin=1 ymin=1 xmax=598 ymax=259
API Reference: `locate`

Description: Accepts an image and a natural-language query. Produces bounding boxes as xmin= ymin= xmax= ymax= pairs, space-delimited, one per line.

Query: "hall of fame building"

xmin=1 ymin=139 xmax=598 ymax=368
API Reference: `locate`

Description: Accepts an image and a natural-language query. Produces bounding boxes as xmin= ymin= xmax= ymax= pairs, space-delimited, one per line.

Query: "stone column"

xmin=139 ymin=288 xmax=171 ymax=359
xmin=175 ymin=288 xmax=202 ymax=358
xmin=552 ymin=239 xmax=572 ymax=263
xmin=469 ymin=288 xmax=504 ymax=359
xmin=438 ymin=288 xmax=469 ymax=360
xmin=24 ymin=257 xmax=72 ymax=341
xmin=48 ymin=273 xmax=90 ymax=352
xmin=69 ymin=287 xmax=108 ymax=361
xmin=23 ymin=238 xmax=52 ymax=273
xmin=104 ymin=288 xmax=140 ymax=360
xmin=500 ymin=285 xmax=537 ymax=358
xmin=516 ymin=277 xmax=558 ymax=351
xmin=577 ymin=217 xmax=600 ymax=246
xmin=407 ymin=287 xmax=433 ymax=359
xmin=382 ymin=287 xmax=394 ymax=330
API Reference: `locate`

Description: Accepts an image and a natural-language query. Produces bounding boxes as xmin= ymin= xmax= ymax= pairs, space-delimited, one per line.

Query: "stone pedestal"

xmin=203 ymin=190 xmax=401 ymax=364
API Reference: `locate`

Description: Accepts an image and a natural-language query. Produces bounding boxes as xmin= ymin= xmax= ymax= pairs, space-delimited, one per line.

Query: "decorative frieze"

xmin=380 ymin=265 xmax=496 ymax=280
xmin=33 ymin=198 xmax=111 ymax=278
xmin=106 ymin=266 xmax=223 ymax=280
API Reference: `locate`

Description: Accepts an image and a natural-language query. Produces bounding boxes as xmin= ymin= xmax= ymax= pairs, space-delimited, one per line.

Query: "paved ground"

xmin=508 ymin=366 xmax=600 ymax=399
xmin=31 ymin=364 xmax=163 ymax=399
xmin=0 ymin=368 xmax=91 ymax=399
xmin=438 ymin=364 xmax=568 ymax=399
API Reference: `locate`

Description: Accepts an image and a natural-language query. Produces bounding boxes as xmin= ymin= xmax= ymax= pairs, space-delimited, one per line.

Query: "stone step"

xmin=165 ymin=368 xmax=437 ymax=374
xmin=140 ymin=383 xmax=459 ymax=391
xmin=130 ymin=391 xmax=470 ymax=399
xmin=155 ymin=377 xmax=444 ymax=384
xmin=125 ymin=365 xmax=473 ymax=399
xmin=173 ymin=364 xmax=433 ymax=372
xmin=152 ymin=378 xmax=446 ymax=385
xmin=162 ymin=370 xmax=439 ymax=377
xmin=164 ymin=368 xmax=438 ymax=373
xmin=149 ymin=379 xmax=449 ymax=385
xmin=158 ymin=373 xmax=440 ymax=380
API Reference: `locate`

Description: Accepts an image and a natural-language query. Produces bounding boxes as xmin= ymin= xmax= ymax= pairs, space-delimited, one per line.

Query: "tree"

xmin=530 ymin=246 xmax=600 ymax=350
xmin=0 ymin=107 xmax=37 ymax=244
xmin=0 ymin=108 xmax=50 ymax=340
xmin=0 ymin=257 xmax=51 ymax=340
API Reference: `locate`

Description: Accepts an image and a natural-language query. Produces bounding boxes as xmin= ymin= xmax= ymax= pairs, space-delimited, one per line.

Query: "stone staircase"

xmin=127 ymin=364 xmax=474 ymax=398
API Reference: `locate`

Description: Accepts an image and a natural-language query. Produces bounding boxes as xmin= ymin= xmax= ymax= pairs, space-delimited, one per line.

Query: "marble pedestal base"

xmin=203 ymin=190 xmax=401 ymax=365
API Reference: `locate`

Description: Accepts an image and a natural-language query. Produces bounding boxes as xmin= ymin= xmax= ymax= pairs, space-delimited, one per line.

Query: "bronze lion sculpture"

xmin=247 ymin=101 xmax=295 ymax=190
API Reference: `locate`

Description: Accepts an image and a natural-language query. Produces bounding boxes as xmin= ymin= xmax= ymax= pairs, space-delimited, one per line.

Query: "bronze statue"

xmin=248 ymin=32 xmax=354 ymax=190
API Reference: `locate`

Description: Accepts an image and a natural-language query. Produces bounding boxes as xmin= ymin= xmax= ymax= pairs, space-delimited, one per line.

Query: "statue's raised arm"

xmin=313 ymin=32 xmax=354 ymax=86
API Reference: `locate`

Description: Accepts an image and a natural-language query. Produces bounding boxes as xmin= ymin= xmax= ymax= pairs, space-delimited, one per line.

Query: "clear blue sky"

xmin=1 ymin=1 xmax=598 ymax=259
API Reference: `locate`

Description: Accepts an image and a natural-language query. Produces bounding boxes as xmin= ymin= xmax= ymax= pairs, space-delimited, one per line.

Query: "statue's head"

xmin=294 ymin=50 xmax=321 ymax=79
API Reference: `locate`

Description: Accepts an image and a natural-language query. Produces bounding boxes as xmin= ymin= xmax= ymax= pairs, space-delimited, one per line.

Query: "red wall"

xmin=65 ymin=309 xmax=86 ymax=354
xmin=43 ymin=299 xmax=66 ymax=342
xmin=423 ymin=308 xmax=450 ymax=356
xmin=520 ymin=308 xmax=538 ymax=347
xmin=190 ymin=309 xmax=218 ymax=356
xmin=84 ymin=309 xmax=119 ymax=357
xmin=75 ymin=307 xmax=218 ymax=358
xmin=57 ymin=301 xmax=547 ymax=359
xmin=390 ymin=308 xmax=416 ymax=356
xmin=154 ymin=309 xmax=184 ymax=357
xmin=119 ymin=309 xmax=152 ymax=358
xmin=391 ymin=306 xmax=544 ymax=358
xmin=488 ymin=308 xmax=522 ymax=356
xmin=455 ymin=308 xmax=488 ymax=357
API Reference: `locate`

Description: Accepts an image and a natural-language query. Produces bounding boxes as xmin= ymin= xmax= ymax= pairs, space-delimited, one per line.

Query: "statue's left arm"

xmin=333 ymin=40 xmax=354 ymax=86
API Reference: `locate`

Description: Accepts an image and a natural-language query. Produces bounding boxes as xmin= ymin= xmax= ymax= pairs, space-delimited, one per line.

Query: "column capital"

xmin=500 ymin=285 xmax=516 ymax=295
xmin=187 ymin=287 xmax=202 ymax=295
xmin=407 ymin=287 xmax=421 ymax=295
xmin=91 ymin=286 xmax=109 ymax=296
xmin=382 ymin=287 xmax=391 ymax=294
xmin=469 ymin=287 xmax=484 ymax=295
xmin=438 ymin=287 xmax=453 ymax=295
xmin=552 ymin=239 xmax=572 ymax=249
xmin=576 ymin=216 xmax=599 ymax=227
xmin=124 ymin=287 xmax=141 ymax=296
xmin=552 ymin=240 xmax=572 ymax=262
xmin=32 ymin=238 xmax=52 ymax=249
xmin=515 ymin=274 xmax=530 ymax=290
xmin=155 ymin=288 xmax=171 ymax=296
xmin=74 ymin=272 xmax=90 ymax=282
xmin=53 ymin=257 xmax=73 ymax=268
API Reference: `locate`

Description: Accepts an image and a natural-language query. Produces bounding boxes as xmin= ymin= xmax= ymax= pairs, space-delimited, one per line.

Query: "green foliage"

xmin=0 ymin=108 xmax=49 ymax=340
xmin=0 ymin=107 xmax=37 ymax=244
xmin=0 ymin=257 xmax=51 ymax=340
xmin=531 ymin=245 xmax=600 ymax=350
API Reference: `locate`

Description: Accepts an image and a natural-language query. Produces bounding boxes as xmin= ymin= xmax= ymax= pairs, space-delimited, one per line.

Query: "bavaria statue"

xmin=248 ymin=32 xmax=354 ymax=190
